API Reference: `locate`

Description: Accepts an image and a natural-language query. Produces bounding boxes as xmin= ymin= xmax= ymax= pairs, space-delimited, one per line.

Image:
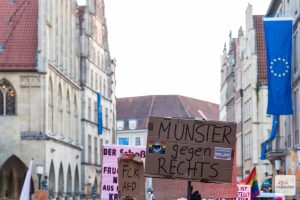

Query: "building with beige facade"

xmin=264 ymin=0 xmax=300 ymax=198
xmin=0 ymin=0 xmax=115 ymax=199
xmin=78 ymin=0 xmax=116 ymax=198
xmin=220 ymin=4 xmax=273 ymax=188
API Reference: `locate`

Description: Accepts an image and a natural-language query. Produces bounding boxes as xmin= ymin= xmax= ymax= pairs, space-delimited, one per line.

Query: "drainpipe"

xmin=240 ymin=89 xmax=244 ymax=179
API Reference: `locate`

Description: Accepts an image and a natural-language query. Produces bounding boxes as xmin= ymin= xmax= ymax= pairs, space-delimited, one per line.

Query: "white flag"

xmin=19 ymin=159 xmax=33 ymax=200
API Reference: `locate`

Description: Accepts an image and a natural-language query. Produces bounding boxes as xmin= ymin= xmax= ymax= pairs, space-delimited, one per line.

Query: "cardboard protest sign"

xmin=100 ymin=144 xmax=146 ymax=200
xmin=118 ymin=153 xmax=145 ymax=200
xmin=145 ymin=116 xmax=236 ymax=183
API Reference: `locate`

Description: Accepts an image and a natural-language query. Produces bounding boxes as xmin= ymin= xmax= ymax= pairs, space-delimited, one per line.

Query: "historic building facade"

xmin=220 ymin=4 xmax=273 ymax=187
xmin=265 ymin=0 xmax=300 ymax=197
xmin=79 ymin=0 xmax=116 ymax=198
xmin=0 ymin=0 xmax=115 ymax=199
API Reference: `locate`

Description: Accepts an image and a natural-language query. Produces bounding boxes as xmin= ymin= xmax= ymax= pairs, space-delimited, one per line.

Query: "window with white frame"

xmin=135 ymin=137 xmax=141 ymax=146
xmin=88 ymin=135 xmax=92 ymax=163
xmin=91 ymin=69 xmax=94 ymax=89
xmin=244 ymin=65 xmax=251 ymax=88
xmin=117 ymin=120 xmax=124 ymax=130
xmin=94 ymin=137 xmax=98 ymax=164
xmin=105 ymin=107 xmax=108 ymax=127
xmin=293 ymin=30 xmax=299 ymax=74
xmin=293 ymin=88 xmax=299 ymax=144
xmin=88 ymin=98 xmax=91 ymax=121
xmin=244 ymin=98 xmax=252 ymax=120
xmin=129 ymin=120 xmax=137 ymax=130
xmin=244 ymin=132 xmax=252 ymax=159
xmin=94 ymin=101 xmax=97 ymax=123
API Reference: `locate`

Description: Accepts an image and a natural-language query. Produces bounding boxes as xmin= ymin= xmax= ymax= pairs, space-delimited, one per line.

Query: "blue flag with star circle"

xmin=264 ymin=18 xmax=293 ymax=115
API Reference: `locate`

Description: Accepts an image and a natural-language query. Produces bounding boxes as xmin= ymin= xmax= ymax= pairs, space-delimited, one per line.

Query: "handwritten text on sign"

xmin=101 ymin=145 xmax=146 ymax=200
xmin=145 ymin=116 xmax=236 ymax=183
xmin=237 ymin=184 xmax=251 ymax=200
xmin=118 ymin=154 xmax=145 ymax=200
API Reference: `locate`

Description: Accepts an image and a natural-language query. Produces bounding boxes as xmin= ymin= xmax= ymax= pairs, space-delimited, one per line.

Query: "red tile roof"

xmin=0 ymin=0 xmax=38 ymax=71
xmin=254 ymin=15 xmax=267 ymax=85
xmin=117 ymin=95 xmax=219 ymax=130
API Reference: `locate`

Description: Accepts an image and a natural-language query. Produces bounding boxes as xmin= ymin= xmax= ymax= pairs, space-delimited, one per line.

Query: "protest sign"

xmin=118 ymin=153 xmax=145 ymax=200
xmin=145 ymin=116 xmax=236 ymax=183
xmin=101 ymin=144 xmax=146 ymax=200
xmin=237 ymin=184 xmax=251 ymax=199
xmin=275 ymin=175 xmax=296 ymax=196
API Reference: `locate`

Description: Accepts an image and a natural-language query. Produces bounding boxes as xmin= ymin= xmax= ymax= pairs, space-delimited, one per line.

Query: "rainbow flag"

xmin=240 ymin=166 xmax=260 ymax=199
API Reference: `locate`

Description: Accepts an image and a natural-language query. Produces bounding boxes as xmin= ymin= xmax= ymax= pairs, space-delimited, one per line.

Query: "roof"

xmin=117 ymin=95 xmax=219 ymax=130
xmin=0 ymin=0 xmax=38 ymax=71
xmin=254 ymin=15 xmax=268 ymax=85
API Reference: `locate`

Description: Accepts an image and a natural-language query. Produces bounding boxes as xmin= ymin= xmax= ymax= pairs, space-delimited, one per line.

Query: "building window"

xmin=88 ymin=135 xmax=92 ymax=163
xmin=244 ymin=65 xmax=251 ymax=88
xmin=88 ymin=98 xmax=91 ymax=121
xmin=94 ymin=101 xmax=97 ymax=123
xmin=117 ymin=120 xmax=124 ymax=130
xmin=103 ymin=79 xmax=106 ymax=98
xmin=0 ymin=79 xmax=16 ymax=115
xmin=74 ymin=96 xmax=78 ymax=143
xmin=94 ymin=137 xmax=98 ymax=165
xmin=119 ymin=138 xmax=129 ymax=145
xmin=293 ymin=89 xmax=299 ymax=145
xmin=135 ymin=137 xmax=141 ymax=146
xmin=129 ymin=120 xmax=137 ymax=130
xmin=91 ymin=69 xmax=94 ymax=89
xmin=244 ymin=132 xmax=252 ymax=160
xmin=244 ymin=98 xmax=252 ymax=121
xmin=66 ymin=91 xmax=71 ymax=138
xmin=99 ymin=76 xmax=102 ymax=93
xmin=95 ymin=74 xmax=98 ymax=91
xmin=293 ymin=31 xmax=299 ymax=74
xmin=48 ymin=78 xmax=53 ymax=132
xmin=105 ymin=107 xmax=108 ymax=127
xmin=58 ymin=84 xmax=62 ymax=135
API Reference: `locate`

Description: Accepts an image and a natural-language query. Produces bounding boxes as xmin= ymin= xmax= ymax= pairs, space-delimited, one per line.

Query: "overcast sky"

xmin=78 ymin=0 xmax=271 ymax=104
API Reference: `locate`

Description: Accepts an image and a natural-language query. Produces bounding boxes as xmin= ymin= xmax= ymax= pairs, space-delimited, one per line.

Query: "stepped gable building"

xmin=78 ymin=0 xmax=116 ymax=197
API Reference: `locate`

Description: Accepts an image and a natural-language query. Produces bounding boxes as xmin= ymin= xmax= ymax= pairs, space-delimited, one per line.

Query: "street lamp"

xmin=36 ymin=164 xmax=44 ymax=190
xmin=275 ymin=159 xmax=281 ymax=175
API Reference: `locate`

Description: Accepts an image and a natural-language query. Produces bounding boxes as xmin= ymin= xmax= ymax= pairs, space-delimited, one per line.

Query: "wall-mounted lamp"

xmin=36 ymin=164 xmax=44 ymax=190
xmin=297 ymin=149 xmax=300 ymax=165
xmin=264 ymin=162 xmax=269 ymax=177
xmin=275 ymin=159 xmax=281 ymax=175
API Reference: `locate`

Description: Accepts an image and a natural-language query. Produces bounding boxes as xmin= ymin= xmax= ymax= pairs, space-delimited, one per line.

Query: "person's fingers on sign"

xmin=190 ymin=186 xmax=202 ymax=200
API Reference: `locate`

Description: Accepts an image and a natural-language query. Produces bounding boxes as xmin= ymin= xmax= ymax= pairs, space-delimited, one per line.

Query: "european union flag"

xmin=97 ymin=92 xmax=103 ymax=135
xmin=264 ymin=18 xmax=293 ymax=115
